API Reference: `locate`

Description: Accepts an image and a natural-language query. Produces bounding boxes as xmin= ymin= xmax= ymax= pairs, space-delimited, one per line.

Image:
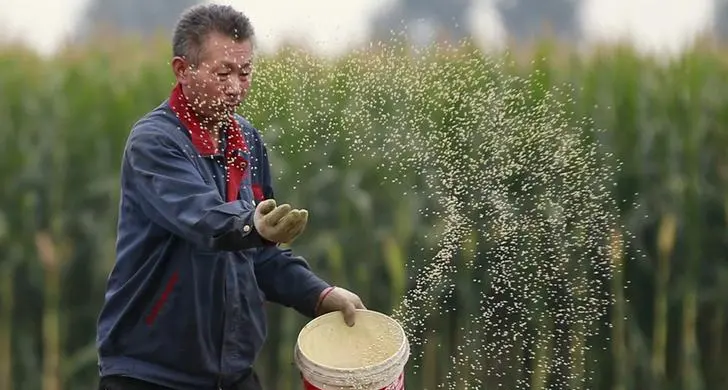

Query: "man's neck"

xmin=180 ymin=86 xmax=226 ymax=141
xmin=188 ymin=107 xmax=227 ymax=143
xmin=199 ymin=116 xmax=224 ymax=138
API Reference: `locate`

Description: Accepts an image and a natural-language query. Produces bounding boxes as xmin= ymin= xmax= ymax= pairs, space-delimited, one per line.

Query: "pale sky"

xmin=0 ymin=0 xmax=716 ymax=57
xmin=580 ymin=0 xmax=714 ymax=55
xmin=216 ymin=0 xmax=397 ymax=56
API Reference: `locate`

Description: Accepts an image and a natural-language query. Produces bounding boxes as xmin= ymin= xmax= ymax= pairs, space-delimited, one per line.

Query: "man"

xmin=95 ymin=4 xmax=365 ymax=390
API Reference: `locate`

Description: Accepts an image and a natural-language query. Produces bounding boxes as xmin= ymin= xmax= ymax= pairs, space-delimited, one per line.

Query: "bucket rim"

xmin=295 ymin=309 xmax=409 ymax=373
xmin=294 ymin=343 xmax=410 ymax=387
xmin=295 ymin=345 xmax=410 ymax=389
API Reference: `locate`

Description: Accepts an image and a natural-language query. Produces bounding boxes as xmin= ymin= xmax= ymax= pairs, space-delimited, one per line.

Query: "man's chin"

xmin=224 ymin=105 xmax=240 ymax=114
xmin=194 ymin=102 xmax=240 ymax=121
xmin=206 ymin=106 xmax=238 ymax=120
xmin=218 ymin=103 xmax=240 ymax=115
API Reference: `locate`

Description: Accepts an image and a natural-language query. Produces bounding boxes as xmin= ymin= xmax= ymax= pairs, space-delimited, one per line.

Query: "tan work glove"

xmin=253 ymin=199 xmax=308 ymax=243
xmin=315 ymin=286 xmax=366 ymax=327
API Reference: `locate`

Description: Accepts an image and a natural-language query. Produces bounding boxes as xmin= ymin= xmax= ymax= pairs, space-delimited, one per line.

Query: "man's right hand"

xmin=253 ymin=199 xmax=308 ymax=244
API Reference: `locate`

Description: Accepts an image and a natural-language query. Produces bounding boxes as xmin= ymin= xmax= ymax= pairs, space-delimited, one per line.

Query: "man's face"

xmin=177 ymin=32 xmax=254 ymax=121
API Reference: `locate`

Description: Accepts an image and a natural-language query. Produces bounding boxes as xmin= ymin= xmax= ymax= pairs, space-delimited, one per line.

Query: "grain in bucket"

xmin=294 ymin=309 xmax=410 ymax=390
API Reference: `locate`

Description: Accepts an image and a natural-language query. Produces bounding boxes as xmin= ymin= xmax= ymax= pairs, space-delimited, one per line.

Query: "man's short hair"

xmin=172 ymin=3 xmax=255 ymax=65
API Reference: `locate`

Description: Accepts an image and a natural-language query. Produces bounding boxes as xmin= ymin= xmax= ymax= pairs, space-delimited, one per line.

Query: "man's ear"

xmin=172 ymin=56 xmax=191 ymax=85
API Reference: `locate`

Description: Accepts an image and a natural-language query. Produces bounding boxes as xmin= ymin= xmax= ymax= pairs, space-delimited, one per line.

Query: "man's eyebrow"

xmin=217 ymin=60 xmax=252 ymax=69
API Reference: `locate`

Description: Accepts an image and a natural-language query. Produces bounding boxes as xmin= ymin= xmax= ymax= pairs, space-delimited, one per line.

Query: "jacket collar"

xmin=168 ymin=82 xmax=249 ymax=201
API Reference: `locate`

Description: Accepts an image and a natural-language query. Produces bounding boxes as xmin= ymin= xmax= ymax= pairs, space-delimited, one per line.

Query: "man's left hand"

xmin=316 ymin=287 xmax=366 ymax=327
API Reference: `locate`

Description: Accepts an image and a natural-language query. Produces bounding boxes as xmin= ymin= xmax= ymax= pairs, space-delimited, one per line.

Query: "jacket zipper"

xmin=217 ymin=140 xmax=228 ymax=390
xmin=218 ymin=259 xmax=227 ymax=389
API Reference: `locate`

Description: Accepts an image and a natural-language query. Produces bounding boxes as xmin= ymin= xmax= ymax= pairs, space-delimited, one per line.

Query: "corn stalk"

xmin=652 ymin=213 xmax=676 ymax=386
xmin=36 ymin=232 xmax=63 ymax=390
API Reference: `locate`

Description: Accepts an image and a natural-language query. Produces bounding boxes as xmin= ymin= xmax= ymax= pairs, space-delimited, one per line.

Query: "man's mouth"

xmin=224 ymin=97 xmax=241 ymax=107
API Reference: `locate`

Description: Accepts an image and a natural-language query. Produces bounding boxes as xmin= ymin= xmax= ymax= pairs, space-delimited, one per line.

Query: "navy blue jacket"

xmin=96 ymin=100 xmax=330 ymax=389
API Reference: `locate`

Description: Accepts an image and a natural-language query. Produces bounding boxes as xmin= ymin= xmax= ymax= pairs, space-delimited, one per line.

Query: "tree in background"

xmin=715 ymin=0 xmax=728 ymax=43
xmin=370 ymin=0 xmax=580 ymax=46
xmin=74 ymin=0 xmax=201 ymax=42
xmin=370 ymin=0 xmax=472 ymax=43
xmin=496 ymin=0 xmax=580 ymax=43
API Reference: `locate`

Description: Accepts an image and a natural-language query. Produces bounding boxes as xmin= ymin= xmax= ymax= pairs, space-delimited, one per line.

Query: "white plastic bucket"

xmin=294 ymin=309 xmax=410 ymax=390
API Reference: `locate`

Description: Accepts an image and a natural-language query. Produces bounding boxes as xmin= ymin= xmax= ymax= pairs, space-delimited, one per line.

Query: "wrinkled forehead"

xmin=199 ymin=33 xmax=254 ymax=67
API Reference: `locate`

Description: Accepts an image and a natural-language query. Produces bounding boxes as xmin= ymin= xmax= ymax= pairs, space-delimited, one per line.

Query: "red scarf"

xmin=168 ymin=83 xmax=248 ymax=202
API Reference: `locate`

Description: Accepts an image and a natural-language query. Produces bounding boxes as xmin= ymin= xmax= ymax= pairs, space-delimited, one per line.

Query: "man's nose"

xmin=226 ymin=77 xmax=243 ymax=95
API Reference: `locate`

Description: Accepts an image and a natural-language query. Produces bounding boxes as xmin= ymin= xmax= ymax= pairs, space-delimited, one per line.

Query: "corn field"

xmin=1 ymin=37 xmax=727 ymax=390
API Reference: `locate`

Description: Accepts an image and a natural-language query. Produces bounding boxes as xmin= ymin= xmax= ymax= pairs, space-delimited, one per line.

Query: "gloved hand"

xmin=253 ymin=199 xmax=308 ymax=243
xmin=315 ymin=286 xmax=366 ymax=327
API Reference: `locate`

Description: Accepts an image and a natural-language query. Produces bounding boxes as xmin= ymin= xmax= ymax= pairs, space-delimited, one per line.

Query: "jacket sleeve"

xmin=249 ymin=134 xmax=330 ymax=317
xmin=254 ymin=247 xmax=331 ymax=318
xmin=124 ymin=125 xmax=269 ymax=251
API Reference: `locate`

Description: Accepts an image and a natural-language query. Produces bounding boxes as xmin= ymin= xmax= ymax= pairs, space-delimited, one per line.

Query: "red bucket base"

xmin=302 ymin=371 xmax=405 ymax=390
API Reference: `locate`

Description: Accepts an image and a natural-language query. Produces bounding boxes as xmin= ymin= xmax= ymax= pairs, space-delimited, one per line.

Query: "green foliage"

xmin=1 ymin=39 xmax=728 ymax=390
